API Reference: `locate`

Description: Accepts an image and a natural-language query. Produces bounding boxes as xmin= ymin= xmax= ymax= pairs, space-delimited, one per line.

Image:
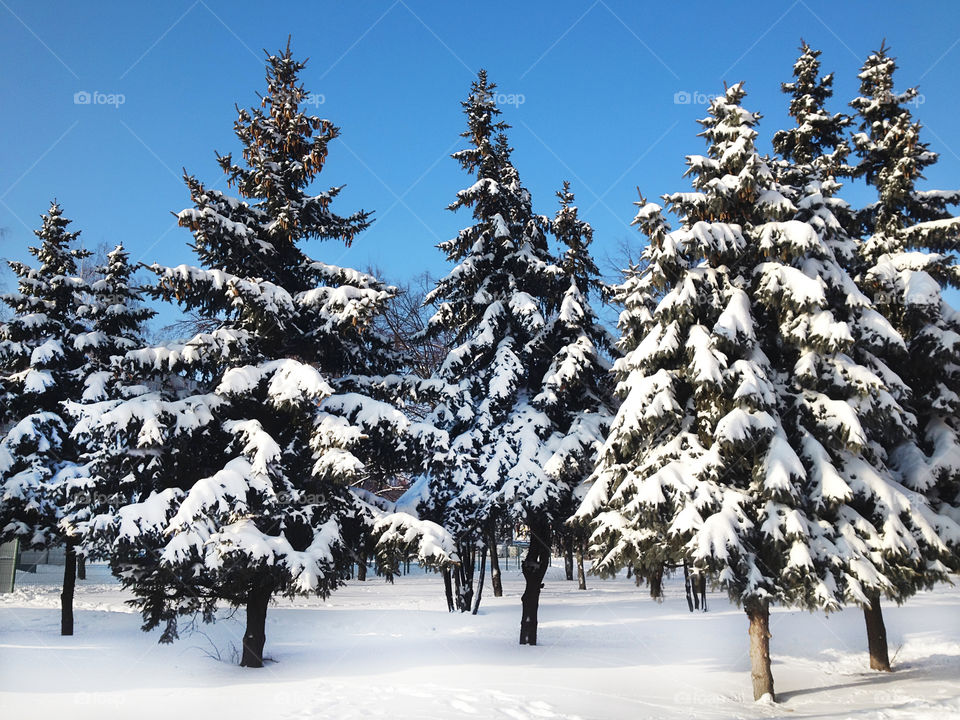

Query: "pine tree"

xmin=63 ymin=246 xmax=155 ymax=563
xmin=772 ymin=41 xmax=857 ymax=263
xmin=846 ymin=42 xmax=960 ymax=670
xmin=420 ymin=70 xmax=521 ymax=612
xmin=74 ymin=44 xmax=448 ymax=667
xmin=850 ymin=42 xmax=960 ymax=261
xmin=570 ymin=194 xmax=675 ymax=596
xmin=421 ymin=71 xmax=575 ymax=642
xmin=0 ymin=202 xmax=90 ymax=635
xmin=541 ymin=182 xmax=616 ymax=587
xmin=774 ymin=42 xmax=852 ymax=180
xmin=76 ymin=246 xmax=155 ymax=403
xmin=575 ymin=83 xmax=914 ymax=701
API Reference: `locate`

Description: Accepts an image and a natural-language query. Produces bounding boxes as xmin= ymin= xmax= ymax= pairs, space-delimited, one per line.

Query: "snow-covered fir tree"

xmin=850 ymin=42 xmax=960 ymax=261
xmin=75 ymin=246 xmax=155 ymax=405
xmin=422 ymin=71 xmax=594 ymax=643
xmin=541 ymin=182 xmax=616 ymax=588
xmin=573 ymin=82 xmax=952 ymax=701
xmin=62 ymin=246 xmax=155 ymax=563
xmin=72 ymin=45 xmax=451 ymax=667
xmin=772 ymin=41 xmax=857 ymax=263
xmin=846 ymin=42 xmax=960 ymax=669
xmin=0 ymin=202 xmax=90 ymax=635
xmin=570 ymin=192 xmax=676 ymax=596
xmin=773 ymin=42 xmax=852 ymax=180
xmin=774 ymin=43 xmax=930 ymax=672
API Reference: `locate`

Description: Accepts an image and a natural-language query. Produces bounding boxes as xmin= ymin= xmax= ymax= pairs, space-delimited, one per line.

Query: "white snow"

xmin=755 ymin=262 xmax=826 ymax=308
xmin=714 ymin=289 xmax=756 ymax=343
xmin=28 ymin=338 xmax=63 ymax=365
xmin=2 ymin=563 xmax=957 ymax=720
xmin=685 ymin=324 xmax=726 ymax=384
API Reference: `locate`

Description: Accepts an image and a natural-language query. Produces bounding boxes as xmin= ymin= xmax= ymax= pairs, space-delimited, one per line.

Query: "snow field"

xmin=1 ymin=562 xmax=958 ymax=720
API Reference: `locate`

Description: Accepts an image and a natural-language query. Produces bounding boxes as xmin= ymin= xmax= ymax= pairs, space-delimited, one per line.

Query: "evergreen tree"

xmin=574 ymin=83 xmax=921 ymax=701
xmin=850 ymin=42 xmax=960 ymax=261
xmin=63 ymin=246 xmax=155 ymax=562
xmin=421 ymin=71 xmax=579 ymax=642
xmin=541 ymin=182 xmax=617 ymax=587
xmin=74 ymin=45 xmax=449 ymax=667
xmin=570 ymin=194 xmax=673 ymax=595
xmin=847 ymin=42 xmax=960 ymax=669
xmin=76 ymin=246 xmax=155 ymax=403
xmin=772 ymin=41 xmax=857 ymax=265
xmin=774 ymin=42 xmax=852 ymax=180
xmin=0 ymin=202 xmax=90 ymax=635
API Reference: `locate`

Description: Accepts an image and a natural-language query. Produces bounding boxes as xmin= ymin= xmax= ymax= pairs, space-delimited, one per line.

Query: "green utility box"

xmin=0 ymin=540 xmax=18 ymax=593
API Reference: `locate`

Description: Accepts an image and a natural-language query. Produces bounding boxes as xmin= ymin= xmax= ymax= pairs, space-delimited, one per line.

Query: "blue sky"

xmin=2 ymin=1 xmax=959 ymax=331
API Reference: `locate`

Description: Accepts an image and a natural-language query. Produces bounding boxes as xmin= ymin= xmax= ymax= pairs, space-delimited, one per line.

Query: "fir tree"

xmin=74 ymin=44 xmax=449 ymax=667
xmin=63 ymin=246 xmax=155 ymax=562
xmin=847 ymin=42 xmax=960 ymax=670
xmin=421 ymin=71 xmax=575 ymax=642
xmin=541 ymin=182 xmax=616 ymax=587
xmin=773 ymin=41 xmax=852 ymax=179
xmin=574 ymin=83 xmax=915 ymax=701
xmin=0 ymin=202 xmax=90 ymax=635
xmin=850 ymin=42 xmax=960 ymax=261
xmin=76 ymin=246 xmax=155 ymax=402
xmin=772 ymin=41 xmax=857 ymax=265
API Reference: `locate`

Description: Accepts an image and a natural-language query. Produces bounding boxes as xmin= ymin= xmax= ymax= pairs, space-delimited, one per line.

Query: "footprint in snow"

xmin=503 ymin=704 xmax=558 ymax=719
xmin=526 ymin=700 xmax=557 ymax=717
xmin=450 ymin=697 xmax=480 ymax=714
xmin=500 ymin=709 xmax=527 ymax=720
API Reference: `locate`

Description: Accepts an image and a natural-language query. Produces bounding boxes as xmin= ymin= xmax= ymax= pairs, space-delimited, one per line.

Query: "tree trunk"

xmin=455 ymin=566 xmax=472 ymax=611
xmin=745 ymin=600 xmax=775 ymax=702
xmin=487 ymin=528 xmax=502 ymax=598
xmin=357 ymin=552 xmax=367 ymax=582
xmin=471 ymin=544 xmax=487 ymax=615
xmin=519 ymin=515 xmax=551 ymax=645
xmin=452 ymin=564 xmax=468 ymax=612
xmin=442 ymin=567 xmax=455 ymax=612
xmin=61 ymin=541 xmax=77 ymax=636
xmin=863 ymin=592 xmax=891 ymax=671
xmin=240 ymin=578 xmax=273 ymax=668
xmin=683 ymin=562 xmax=706 ymax=611
xmin=455 ymin=541 xmax=474 ymax=612
xmin=77 ymin=554 xmax=86 ymax=580
xmin=563 ymin=535 xmax=574 ymax=581
xmin=576 ymin=539 xmax=586 ymax=590
xmin=648 ymin=563 xmax=664 ymax=601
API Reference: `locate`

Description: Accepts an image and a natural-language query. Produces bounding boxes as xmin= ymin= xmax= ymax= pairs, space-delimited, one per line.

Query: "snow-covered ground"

xmin=1 ymin=562 xmax=958 ymax=720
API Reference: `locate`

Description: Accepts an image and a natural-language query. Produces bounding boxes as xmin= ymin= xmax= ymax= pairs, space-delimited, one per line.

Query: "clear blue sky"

xmin=2 ymin=1 xmax=959 ymax=331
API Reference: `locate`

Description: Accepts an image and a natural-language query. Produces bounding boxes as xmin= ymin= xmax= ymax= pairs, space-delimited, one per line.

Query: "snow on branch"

xmin=372 ymin=512 xmax=458 ymax=580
